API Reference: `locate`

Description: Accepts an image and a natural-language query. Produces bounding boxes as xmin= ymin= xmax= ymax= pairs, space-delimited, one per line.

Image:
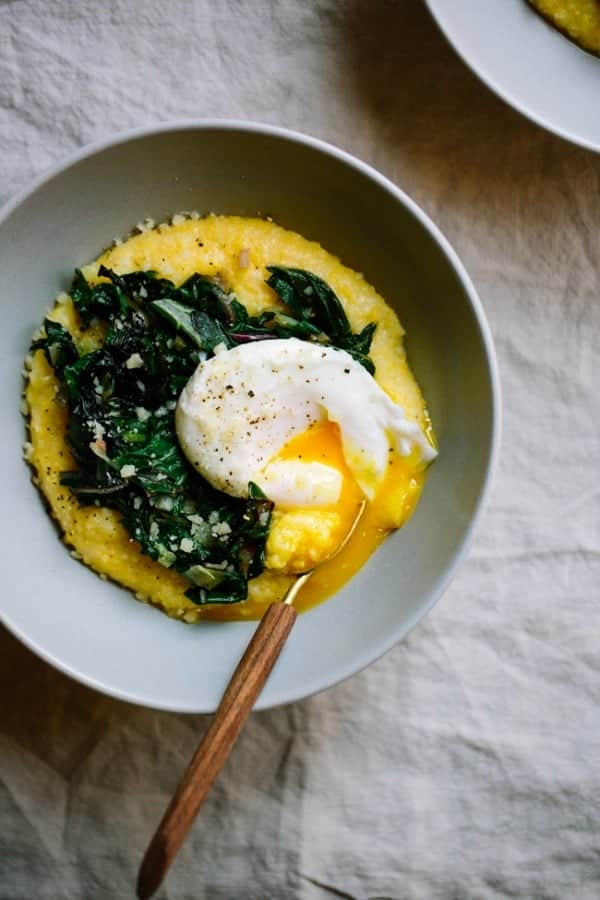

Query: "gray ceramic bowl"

xmin=426 ymin=0 xmax=600 ymax=152
xmin=0 ymin=121 xmax=500 ymax=712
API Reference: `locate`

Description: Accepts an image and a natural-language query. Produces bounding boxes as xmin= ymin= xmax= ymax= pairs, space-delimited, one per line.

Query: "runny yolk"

xmin=195 ymin=419 xmax=427 ymax=621
xmin=275 ymin=418 xmax=364 ymax=529
xmin=268 ymin=419 xmax=427 ymax=613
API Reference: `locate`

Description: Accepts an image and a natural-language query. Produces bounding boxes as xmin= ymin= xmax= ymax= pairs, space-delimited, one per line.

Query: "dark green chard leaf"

xmin=266 ymin=266 xmax=377 ymax=372
xmin=152 ymin=299 xmax=232 ymax=352
xmin=256 ymin=310 xmax=325 ymax=341
xmin=60 ymin=468 xmax=126 ymax=497
xmin=70 ymin=268 xmax=130 ymax=325
xmin=31 ymin=319 xmax=78 ymax=376
xmin=32 ymin=267 xmax=277 ymax=606
xmin=186 ymin=571 xmax=246 ymax=605
xmin=178 ymin=274 xmax=237 ymax=322
xmin=97 ymin=265 xmax=175 ymax=302
xmin=342 ymin=321 xmax=377 ymax=356
xmin=69 ymin=268 xmax=93 ymax=308
xmin=151 ymin=298 xmax=204 ymax=346
xmin=336 ymin=322 xmax=377 ymax=375
xmin=191 ymin=310 xmax=233 ymax=353
xmin=112 ymin=418 xmax=189 ymax=499
xmin=266 ymin=266 xmax=351 ymax=339
xmin=184 ymin=483 xmax=273 ymax=605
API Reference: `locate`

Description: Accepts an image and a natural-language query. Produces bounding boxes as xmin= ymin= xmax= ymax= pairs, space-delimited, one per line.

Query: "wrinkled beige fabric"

xmin=1 ymin=2 xmax=599 ymax=898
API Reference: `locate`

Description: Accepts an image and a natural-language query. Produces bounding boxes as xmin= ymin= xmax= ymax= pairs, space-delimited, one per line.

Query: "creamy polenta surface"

xmin=25 ymin=215 xmax=433 ymax=622
xmin=529 ymin=0 xmax=600 ymax=55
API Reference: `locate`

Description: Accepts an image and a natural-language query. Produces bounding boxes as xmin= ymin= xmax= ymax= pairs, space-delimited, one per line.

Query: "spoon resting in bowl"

xmin=137 ymin=499 xmax=366 ymax=900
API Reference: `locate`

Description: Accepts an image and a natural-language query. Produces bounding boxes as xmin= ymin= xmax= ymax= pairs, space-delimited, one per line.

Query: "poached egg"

xmin=176 ymin=338 xmax=436 ymax=513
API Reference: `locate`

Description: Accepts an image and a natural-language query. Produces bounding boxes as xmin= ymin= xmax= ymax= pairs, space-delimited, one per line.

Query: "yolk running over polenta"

xmin=25 ymin=214 xmax=434 ymax=622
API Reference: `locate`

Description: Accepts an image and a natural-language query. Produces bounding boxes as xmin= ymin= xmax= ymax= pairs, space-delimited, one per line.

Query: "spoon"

xmin=137 ymin=500 xmax=366 ymax=900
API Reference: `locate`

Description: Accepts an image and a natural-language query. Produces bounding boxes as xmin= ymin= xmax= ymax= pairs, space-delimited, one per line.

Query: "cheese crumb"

xmin=120 ymin=464 xmax=137 ymax=478
xmin=212 ymin=521 xmax=232 ymax=537
xmin=180 ymin=538 xmax=194 ymax=553
xmin=125 ymin=353 xmax=144 ymax=370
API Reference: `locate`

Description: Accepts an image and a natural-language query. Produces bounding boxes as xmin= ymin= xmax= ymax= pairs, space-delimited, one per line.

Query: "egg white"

xmin=176 ymin=338 xmax=436 ymax=504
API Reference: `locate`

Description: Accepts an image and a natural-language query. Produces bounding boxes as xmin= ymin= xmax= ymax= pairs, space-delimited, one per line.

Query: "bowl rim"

xmin=0 ymin=119 xmax=502 ymax=711
xmin=424 ymin=0 xmax=600 ymax=154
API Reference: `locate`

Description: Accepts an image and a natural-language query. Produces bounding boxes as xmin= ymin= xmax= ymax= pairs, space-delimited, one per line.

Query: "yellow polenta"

xmin=529 ymin=0 xmax=600 ymax=54
xmin=25 ymin=215 xmax=431 ymax=622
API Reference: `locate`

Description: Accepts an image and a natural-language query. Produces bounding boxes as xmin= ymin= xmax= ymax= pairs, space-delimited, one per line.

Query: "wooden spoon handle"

xmin=137 ymin=601 xmax=297 ymax=900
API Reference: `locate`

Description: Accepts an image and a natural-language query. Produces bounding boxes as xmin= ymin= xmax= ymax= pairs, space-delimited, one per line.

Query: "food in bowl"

xmin=528 ymin=0 xmax=600 ymax=55
xmin=24 ymin=213 xmax=436 ymax=622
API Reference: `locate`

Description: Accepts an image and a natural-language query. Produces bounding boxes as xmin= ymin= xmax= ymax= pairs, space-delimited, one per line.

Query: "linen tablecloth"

xmin=1 ymin=2 xmax=599 ymax=898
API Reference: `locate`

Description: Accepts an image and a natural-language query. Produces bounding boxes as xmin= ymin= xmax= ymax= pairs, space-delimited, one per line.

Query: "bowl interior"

xmin=0 ymin=125 xmax=497 ymax=711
